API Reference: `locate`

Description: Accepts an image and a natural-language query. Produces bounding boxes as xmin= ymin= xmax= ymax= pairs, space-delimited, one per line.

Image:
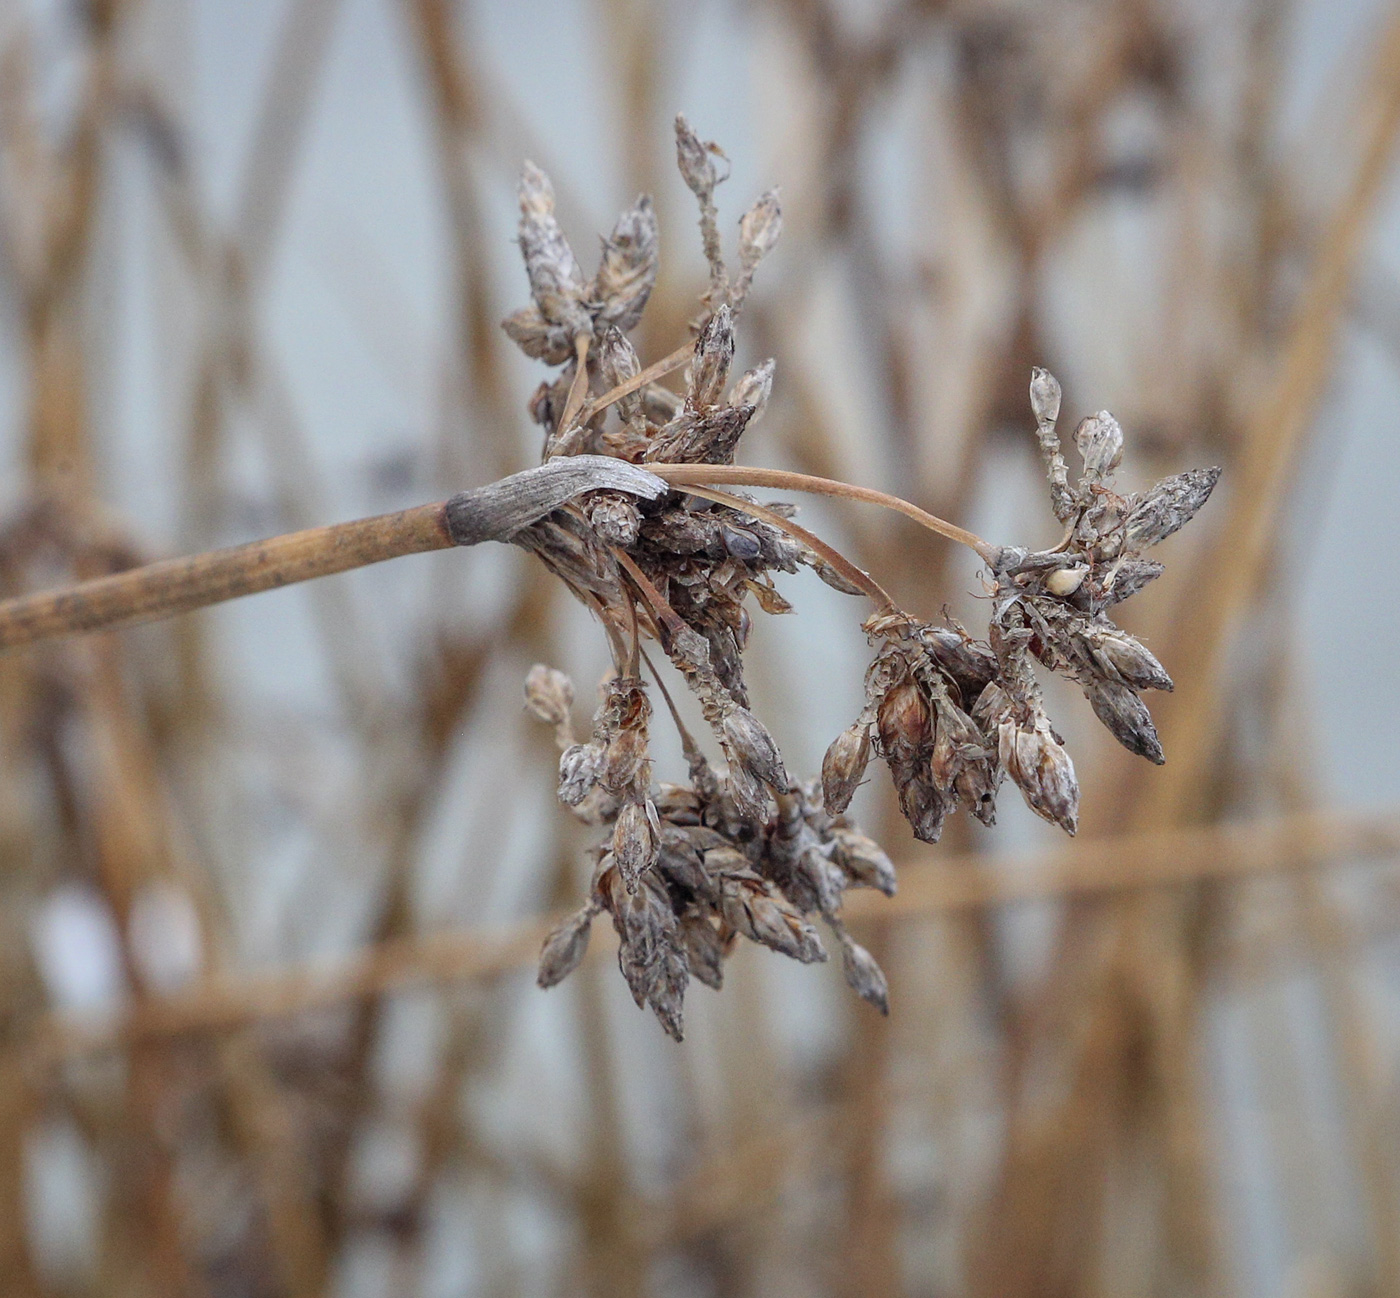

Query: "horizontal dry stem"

xmin=0 ymin=504 xmax=451 ymax=649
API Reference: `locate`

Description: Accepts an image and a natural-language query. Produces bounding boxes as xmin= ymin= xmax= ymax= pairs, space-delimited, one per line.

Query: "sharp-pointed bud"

xmin=1083 ymin=679 xmax=1165 ymax=763
xmin=728 ymin=358 xmax=774 ymax=423
xmin=558 ymin=743 xmax=601 ymax=805
xmin=838 ymin=930 xmax=889 ymax=1015
xmin=675 ymin=113 xmax=723 ymax=195
xmin=1045 ymin=565 xmax=1089 ymax=597
xmin=537 ymin=904 xmax=597 ymax=988
xmin=524 ymin=665 xmax=574 ymax=728
xmin=1030 ymin=367 xmax=1062 ymax=427
xmin=1124 ymin=466 xmax=1222 ymax=550
xmin=722 ymin=704 xmax=788 ymax=790
xmin=688 ymin=304 xmax=735 ymax=408
xmin=822 ymin=723 xmax=872 ymax=815
xmin=1075 ymin=411 xmax=1124 ymax=482
xmin=998 ymin=719 xmax=1079 ymax=834
xmin=593 ymin=195 xmax=658 ymax=332
xmin=613 ymin=799 xmax=660 ymax=891
xmin=738 ymin=189 xmax=782 ymax=266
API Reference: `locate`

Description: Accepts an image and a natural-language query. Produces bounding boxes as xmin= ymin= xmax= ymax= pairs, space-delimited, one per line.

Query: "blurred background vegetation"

xmin=3 ymin=0 xmax=1400 ymax=1294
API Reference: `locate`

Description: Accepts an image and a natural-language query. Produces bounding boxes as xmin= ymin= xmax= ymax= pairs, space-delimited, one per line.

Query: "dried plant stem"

xmin=0 ymin=458 xmax=993 ymax=650
xmin=670 ymin=483 xmax=897 ymax=608
xmin=0 ymin=504 xmax=452 ymax=649
xmin=577 ymin=338 xmax=694 ymax=422
xmin=558 ymin=332 xmax=593 ymax=435
xmin=653 ymin=463 xmax=999 ymax=563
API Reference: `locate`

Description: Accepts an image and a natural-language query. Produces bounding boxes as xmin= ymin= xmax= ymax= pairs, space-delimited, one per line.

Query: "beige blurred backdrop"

xmin=2 ymin=0 xmax=1400 ymax=1295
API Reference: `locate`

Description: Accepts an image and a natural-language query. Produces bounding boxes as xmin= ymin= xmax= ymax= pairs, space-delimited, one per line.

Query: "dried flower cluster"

xmin=501 ymin=118 xmax=1219 ymax=1039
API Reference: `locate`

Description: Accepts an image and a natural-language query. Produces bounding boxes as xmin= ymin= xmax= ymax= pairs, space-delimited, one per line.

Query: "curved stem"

xmin=673 ymin=484 xmax=898 ymax=610
xmin=650 ymin=463 xmax=1000 ymax=565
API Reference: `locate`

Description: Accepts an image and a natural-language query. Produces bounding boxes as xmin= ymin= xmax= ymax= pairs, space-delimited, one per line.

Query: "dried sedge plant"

xmin=507 ymin=117 xmax=1220 ymax=1039
xmin=0 ymin=117 xmax=1219 ymax=1041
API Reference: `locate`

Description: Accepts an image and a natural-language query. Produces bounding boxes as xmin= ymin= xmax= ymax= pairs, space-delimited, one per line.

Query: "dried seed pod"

xmin=524 ymin=664 xmax=574 ymax=730
xmin=738 ymin=190 xmax=782 ymax=266
xmin=501 ymin=305 xmax=573 ymax=364
xmin=595 ymin=325 xmax=643 ymax=422
xmin=558 ymin=743 xmax=602 ymax=805
xmin=728 ymin=359 xmax=774 ymax=423
xmin=1123 ymin=466 xmax=1222 ymax=550
xmin=613 ymin=799 xmax=660 ymax=889
xmin=1083 ymin=678 xmax=1164 ymax=764
xmin=822 ymin=722 xmax=872 ymax=815
xmin=897 ymin=770 xmax=948 ymax=843
xmin=837 ymin=928 xmax=889 ymax=1015
xmin=537 ymin=904 xmax=597 ymax=988
xmin=721 ymin=524 xmax=761 ymax=560
xmin=745 ymin=580 xmax=793 ymax=615
xmin=1079 ymin=623 xmax=1173 ymax=691
xmin=1099 ymin=556 xmax=1164 ymax=606
xmin=1029 ymin=367 xmax=1075 ymax=522
xmin=593 ymin=195 xmax=658 ymax=332
xmin=998 ymin=718 xmax=1079 ymax=835
xmin=877 ymin=680 xmax=930 ymax=760
xmin=830 ymin=827 xmax=897 ymax=897
xmin=719 ymin=874 xmax=826 ymax=963
xmin=647 ymin=946 xmax=689 ymax=1040
xmin=680 ymin=912 xmax=726 ymax=990
xmin=675 ymin=113 xmax=723 ymax=196
xmin=1045 ymin=564 xmax=1089 ymax=597
xmin=585 ymin=492 xmax=641 ymax=546
xmin=517 ymin=161 xmax=590 ymax=336
xmin=688 ymin=305 xmax=735 ymax=409
xmin=1075 ymin=411 xmax=1124 ymax=482
xmin=1029 ymin=367 xmax=1062 ymax=427
xmin=721 ymin=704 xmax=788 ymax=790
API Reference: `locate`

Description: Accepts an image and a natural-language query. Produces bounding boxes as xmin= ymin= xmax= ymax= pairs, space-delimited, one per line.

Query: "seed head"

xmin=524 ymin=664 xmax=574 ymax=730
xmin=675 ymin=113 xmax=724 ymax=196
xmin=558 ymin=743 xmax=602 ymax=805
xmin=537 ymin=904 xmax=597 ymax=988
xmin=738 ymin=189 xmax=782 ymax=267
xmin=728 ymin=359 xmax=774 ymax=424
xmin=613 ymin=798 xmax=660 ymax=891
xmin=721 ymin=704 xmax=788 ymax=790
xmin=998 ymin=718 xmax=1079 ymax=835
xmin=1083 ymin=678 xmax=1164 ymax=763
xmin=837 ymin=929 xmax=889 ymax=1015
xmin=593 ymin=195 xmax=659 ymax=333
xmin=1123 ymin=466 xmax=1222 ymax=551
xmin=1029 ymin=367 xmax=1062 ymax=427
xmin=822 ymin=722 xmax=872 ymax=815
xmin=1075 ymin=411 xmax=1124 ymax=482
xmin=688 ymin=304 xmax=736 ymax=409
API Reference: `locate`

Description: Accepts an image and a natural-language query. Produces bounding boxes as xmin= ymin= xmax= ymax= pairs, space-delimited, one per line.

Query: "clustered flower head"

xmin=500 ymin=117 xmax=1220 ymax=1040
